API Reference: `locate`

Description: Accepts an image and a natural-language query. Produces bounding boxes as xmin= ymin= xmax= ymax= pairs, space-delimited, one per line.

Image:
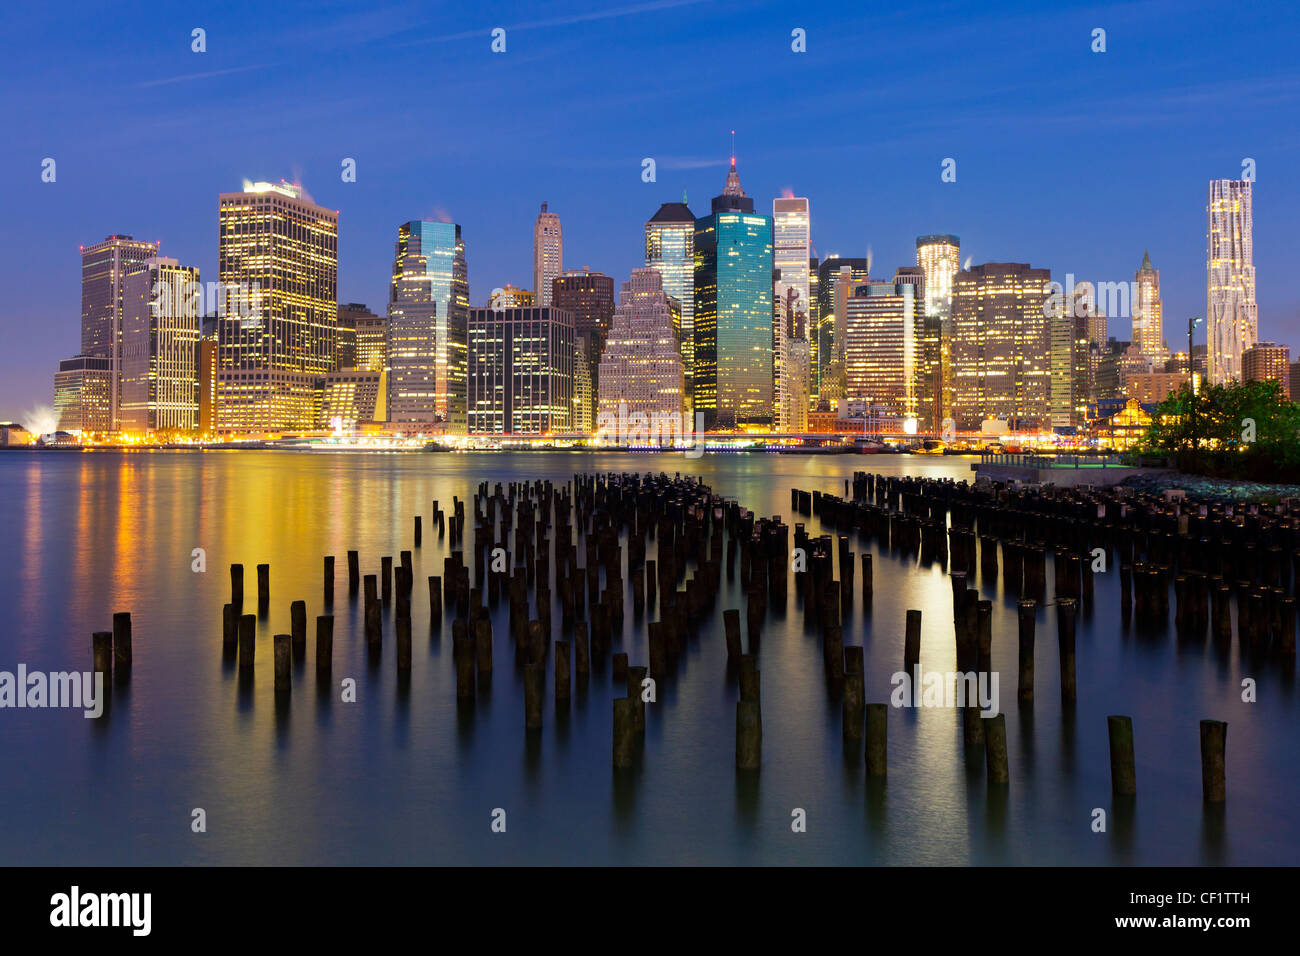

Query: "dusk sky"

xmin=3 ymin=0 xmax=1298 ymax=421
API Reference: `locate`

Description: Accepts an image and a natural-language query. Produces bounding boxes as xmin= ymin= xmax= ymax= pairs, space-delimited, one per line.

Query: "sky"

xmin=2 ymin=0 xmax=1299 ymax=422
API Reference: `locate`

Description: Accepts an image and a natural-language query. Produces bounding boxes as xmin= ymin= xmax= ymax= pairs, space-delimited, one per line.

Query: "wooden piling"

xmin=231 ymin=563 xmax=244 ymax=609
xmin=316 ymin=615 xmax=333 ymax=679
xmin=257 ymin=563 xmax=270 ymax=611
xmin=273 ymin=634 xmax=291 ymax=693
xmin=613 ymin=698 xmax=636 ymax=769
xmin=904 ymin=609 xmax=921 ymax=671
xmin=1107 ymin=715 xmax=1137 ymax=796
xmin=238 ymin=614 xmax=255 ymax=669
xmin=91 ymin=631 xmax=113 ymax=683
xmin=865 ymin=703 xmax=887 ymax=777
xmin=323 ymin=555 xmax=335 ymax=605
xmin=555 ymin=640 xmax=571 ymax=699
xmin=112 ymin=611 xmax=132 ymax=674
xmin=1057 ymin=597 xmax=1077 ymax=704
xmin=290 ymin=600 xmax=307 ymax=660
xmin=1199 ymin=720 xmax=1227 ymax=803
xmin=984 ymin=713 xmax=1009 ymax=784
xmin=736 ymin=700 xmax=761 ymax=769
xmin=1017 ymin=600 xmax=1036 ymax=703
xmin=347 ymin=550 xmax=359 ymax=594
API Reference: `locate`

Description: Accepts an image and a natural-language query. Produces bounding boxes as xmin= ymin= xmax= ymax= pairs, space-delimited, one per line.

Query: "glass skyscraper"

xmin=645 ymin=198 xmax=695 ymax=409
xmin=387 ymin=220 xmax=469 ymax=431
xmin=1206 ymin=179 xmax=1256 ymax=384
xmin=693 ymin=159 xmax=773 ymax=429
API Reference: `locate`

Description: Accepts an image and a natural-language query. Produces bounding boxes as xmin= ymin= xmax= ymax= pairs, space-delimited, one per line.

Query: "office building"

xmin=467 ymin=306 xmax=574 ymax=434
xmin=320 ymin=369 xmax=386 ymax=426
xmin=645 ymin=198 xmax=696 ymax=404
xmin=216 ymin=180 xmax=338 ymax=431
xmin=120 ymin=257 xmax=202 ymax=432
xmin=1243 ymin=342 xmax=1291 ymax=399
xmin=598 ymin=268 xmax=685 ymax=428
xmin=386 ymin=220 xmax=469 ymax=429
xmin=80 ymin=235 xmax=160 ymax=428
xmin=843 ymin=278 xmax=921 ymax=419
xmin=1133 ymin=250 xmax=1164 ymax=359
xmin=53 ymin=355 xmax=114 ymax=433
xmin=950 ymin=262 xmax=1052 ymax=429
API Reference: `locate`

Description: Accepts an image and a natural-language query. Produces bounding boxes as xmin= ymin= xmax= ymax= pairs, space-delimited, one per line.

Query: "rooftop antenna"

xmin=731 ymin=129 xmax=736 ymax=164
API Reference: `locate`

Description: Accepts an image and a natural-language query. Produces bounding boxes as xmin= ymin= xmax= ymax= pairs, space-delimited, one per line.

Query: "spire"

xmin=1140 ymin=249 xmax=1153 ymax=271
xmin=682 ymin=187 xmax=688 ymax=205
xmin=722 ymin=129 xmax=745 ymax=197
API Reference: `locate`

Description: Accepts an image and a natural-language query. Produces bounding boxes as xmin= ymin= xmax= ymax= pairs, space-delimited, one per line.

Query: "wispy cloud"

xmin=398 ymin=0 xmax=707 ymax=46
xmin=138 ymin=64 xmax=266 ymax=88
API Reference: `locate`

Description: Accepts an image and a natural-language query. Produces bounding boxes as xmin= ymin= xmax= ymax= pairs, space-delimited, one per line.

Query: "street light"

xmin=1187 ymin=316 xmax=1204 ymax=451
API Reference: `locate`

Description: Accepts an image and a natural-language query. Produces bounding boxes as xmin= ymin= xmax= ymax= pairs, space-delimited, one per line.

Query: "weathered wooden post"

xmin=273 ymin=634 xmax=291 ymax=693
xmin=347 ymin=550 xmax=360 ymax=594
xmin=257 ymin=563 xmax=270 ymax=612
xmin=396 ymin=615 xmax=412 ymax=676
xmin=612 ymin=652 xmax=628 ymax=682
xmin=1017 ymin=599 xmax=1036 ymax=702
xmin=1200 ymin=719 xmax=1227 ymax=803
xmin=112 ymin=611 xmax=132 ymax=676
xmin=984 ymin=713 xmax=1009 ymax=784
xmin=736 ymin=700 xmax=761 ymax=769
xmin=723 ymin=608 xmax=742 ymax=660
xmin=238 ymin=614 xmax=255 ymax=670
xmin=316 ymin=615 xmax=333 ymax=680
xmin=861 ymin=553 xmax=873 ymax=608
xmin=323 ymin=555 xmax=335 ymax=605
xmin=904 ymin=609 xmax=921 ymax=672
xmin=1057 ymin=597 xmax=1077 ymax=704
xmin=231 ymin=563 xmax=245 ymax=609
xmin=865 ymin=703 xmax=887 ymax=777
xmin=613 ymin=698 xmax=636 ymax=769
xmin=1107 ymin=715 xmax=1137 ymax=796
xmin=222 ymin=603 xmax=237 ymax=656
xmin=627 ymin=665 xmax=647 ymax=733
xmin=428 ymin=575 xmax=442 ymax=628
xmin=290 ymin=600 xmax=307 ymax=660
xmin=453 ymin=627 xmax=474 ymax=699
xmin=555 ymin=640 xmax=571 ymax=700
xmin=843 ymin=646 xmax=864 ymax=740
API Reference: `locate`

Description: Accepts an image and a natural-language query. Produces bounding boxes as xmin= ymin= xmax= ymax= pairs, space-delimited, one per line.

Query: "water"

xmin=1 ymin=449 xmax=1295 ymax=865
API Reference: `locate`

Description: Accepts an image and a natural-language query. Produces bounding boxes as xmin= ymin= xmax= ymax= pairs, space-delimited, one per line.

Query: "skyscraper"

xmin=120 ymin=257 xmax=202 ymax=432
xmin=645 ymin=198 xmax=696 ymax=405
xmin=387 ymin=220 xmax=469 ymax=430
xmin=693 ymin=157 xmax=774 ymax=429
xmin=814 ymin=256 xmax=870 ymax=406
xmin=1047 ymin=287 xmax=1092 ymax=428
xmin=552 ymin=268 xmax=615 ymax=409
xmin=950 ymin=262 xmax=1052 ymax=430
xmin=467 ymin=306 xmax=574 ymax=434
xmin=533 ymin=202 xmax=563 ymax=307
xmin=1206 ymin=179 xmax=1257 ymax=384
xmin=598 ymin=268 xmax=685 ymax=428
xmin=916 ymin=235 xmax=960 ymax=424
xmin=773 ymin=197 xmax=811 ymax=393
xmin=843 ymin=277 xmax=921 ymax=420
xmin=1133 ymin=250 xmax=1164 ymax=359
xmin=53 ymin=355 xmax=113 ymax=433
xmin=773 ymin=277 xmax=810 ymax=432
xmin=216 ymin=180 xmax=338 ymax=431
xmin=1243 ymin=342 xmax=1291 ymax=399
xmin=80 ymin=235 xmax=160 ymax=429
xmin=335 ymin=302 xmax=379 ymax=370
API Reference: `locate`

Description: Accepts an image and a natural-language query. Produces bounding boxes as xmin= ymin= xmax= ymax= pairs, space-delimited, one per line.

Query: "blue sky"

xmin=2 ymin=0 xmax=1298 ymax=419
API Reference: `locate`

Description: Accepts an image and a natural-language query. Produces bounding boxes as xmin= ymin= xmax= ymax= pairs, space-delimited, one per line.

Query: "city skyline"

xmin=5 ymin=0 xmax=1300 ymax=420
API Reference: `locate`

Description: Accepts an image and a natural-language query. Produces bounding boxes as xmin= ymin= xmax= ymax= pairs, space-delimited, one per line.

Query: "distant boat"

xmin=917 ymin=439 xmax=947 ymax=455
xmin=853 ymin=438 xmax=886 ymax=454
xmin=423 ymin=441 xmax=452 ymax=452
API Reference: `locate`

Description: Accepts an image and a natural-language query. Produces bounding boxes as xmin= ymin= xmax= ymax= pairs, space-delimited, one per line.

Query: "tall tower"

xmin=387 ymin=220 xmax=469 ymax=430
xmin=533 ymin=202 xmax=563 ymax=307
xmin=217 ymin=180 xmax=338 ymax=431
xmin=773 ymin=197 xmax=811 ymax=394
xmin=915 ymin=235 xmax=960 ymax=424
xmin=1206 ymin=179 xmax=1257 ymax=384
xmin=597 ymin=268 xmax=685 ymax=426
xmin=80 ymin=235 xmax=160 ymax=429
xmin=120 ymin=256 xmax=202 ymax=432
xmin=1133 ymin=250 xmax=1164 ymax=359
xmin=693 ymin=155 xmax=774 ymax=429
xmin=645 ymin=197 xmax=696 ymax=406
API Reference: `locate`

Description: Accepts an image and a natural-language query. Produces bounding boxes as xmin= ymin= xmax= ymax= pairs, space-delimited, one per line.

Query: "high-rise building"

xmin=773 ymin=197 xmax=811 ymax=393
xmin=386 ymin=220 xmax=469 ymax=430
xmin=552 ymin=268 xmax=615 ymax=411
xmin=916 ymin=235 xmax=960 ymax=424
xmin=814 ymin=256 xmax=870 ymax=406
xmin=53 ymin=355 xmax=114 ymax=433
xmin=773 ymin=277 xmax=810 ymax=432
xmin=1291 ymin=361 xmax=1300 ymax=404
xmin=1048 ymin=287 xmax=1092 ymax=428
xmin=573 ymin=335 xmax=595 ymax=434
xmin=951 ymin=262 xmax=1052 ymax=430
xmin=1133 ymin=250 xmax=1164 ymax=359
xmin=807 ymin=257 xmax=820 ymax=390
xmin=1207 ymin=179 xmax=1257 ymax=384
xmin=843 ymin=278 xmax=921 ymax=420
xmin=216 ymin=180 xmax=338 ymax=431
xmin=598 ymin=268 xmax=685 ymax=430
xmin=80 ymin=235 xmax=160 ymax=429
xmin=120 ymin=257 xmax=202 ymax=432
xmin=645 ymin=198 xmax=696 ymax=404
xmin=199 ymin=317 xmax=218 ymax=433
xmin=693 ymin=158 xmax=774 ymax=428
xmin=467 ymin=306 xmax=574 ymax=434
xmin=533 ymin=202 xmax=562 ymax=307
xmin=352 ymin=309 xmax=387 ymax=374
xmin=1243 ymin=342 xmax=1291 ymax=399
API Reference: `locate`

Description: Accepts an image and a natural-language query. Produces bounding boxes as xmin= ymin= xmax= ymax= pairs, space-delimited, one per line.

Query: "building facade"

xmin=774 ymin=277 xmax=811 ymax=432
xmin=693 ymin=159 xmax=774 ymax=429
xmin=80 ymin=235 xmax=160 ymax=429
xmin=216 ymin=180 xmax=338 ymax=431
xmin=53 ymin=355 xmax=114 ymax=433
xmin=467 ymin=306 xmax=574 ymax=435
xmin=950 ymin=262 xmax=1052 ymax=430
xmin=843 ymin=278 xmax=921 ymax=420
xmin=386 ymin=220 xmax=469 ymax=430
xmin=533 ymin=203 xmax=562 ymax=307
xmin=1243 ymin=342 xmax=1291 ymax=399
xmin=645 ymin=199 xmax=696 ymax=408
xmin=773 ymin=197 xmax=811 ymax=396
xmin=1206 ymin=179 xmax=1257 ymax=384
xmin=120 ymin=257 xmax=202 ymax=432
xmin=597 ymin=268 xmax=685 ymax=431
xmin=1133 ymin=250 xmax=1164 ymax=360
